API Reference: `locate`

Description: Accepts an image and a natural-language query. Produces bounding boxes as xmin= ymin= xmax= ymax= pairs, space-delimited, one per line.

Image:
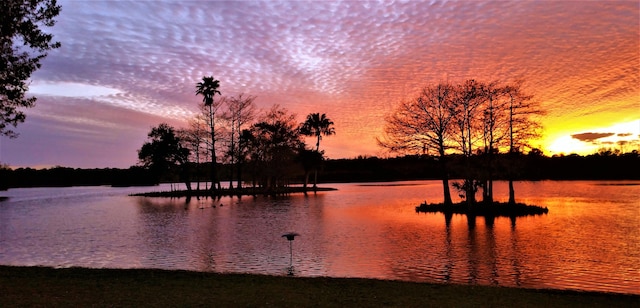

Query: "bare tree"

xmin=504 ymin=82 xmax=544 ymax=204
xmin=221 ymin=94 xmax=256 ymax=189
xmin=477 ymin=81 xmax=511 ymax=203
xmin=449 ymin=80 xmax=484 ymax=204
xmin=378 ymin=82 xmax=456 ymax=206
xmin=178 ymin=116 xmax=208 ymax=191
xmin=381 ymin=79 xmax=541 ymax=206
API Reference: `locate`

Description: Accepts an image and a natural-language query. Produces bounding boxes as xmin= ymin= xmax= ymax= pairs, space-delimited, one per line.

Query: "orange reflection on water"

xmin=315 ymin=181 xmax=639 ymax=293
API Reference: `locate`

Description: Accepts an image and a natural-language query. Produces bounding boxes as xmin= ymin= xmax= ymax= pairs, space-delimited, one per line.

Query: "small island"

xmin=416 ymin=201 xmax=549 ymax=217
xmin=131 ymin=186 xmax=336 ymax=198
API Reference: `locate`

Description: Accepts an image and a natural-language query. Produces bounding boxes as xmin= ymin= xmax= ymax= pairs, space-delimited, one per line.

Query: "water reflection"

xmin=0 ymin=181 xmax=638 ymax=295
xmin=510 ymin=224 xmax=523 ymax=287
xmin=443 ymin=218 xmax=454 ymax=282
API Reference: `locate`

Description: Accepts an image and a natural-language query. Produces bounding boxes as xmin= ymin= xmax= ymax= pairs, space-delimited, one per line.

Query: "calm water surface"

xmin=0 ymin=181 xmax=638 ymax=294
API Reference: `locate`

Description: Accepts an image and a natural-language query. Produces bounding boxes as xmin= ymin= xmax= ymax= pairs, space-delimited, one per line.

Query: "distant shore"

xmin=416 ymin=201 xmax=549 ymax=217
xmin=131 ymin=186 xmax=337 ymax=197
xmin=0 ymin=266 xmax=636 ymax=307
xmin=3 ymin=153 xmax=638 ymax=189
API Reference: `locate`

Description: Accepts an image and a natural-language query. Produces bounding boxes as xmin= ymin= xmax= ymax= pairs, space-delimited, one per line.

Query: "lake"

xmin=0 ymin=180 xmax=638 ymax=295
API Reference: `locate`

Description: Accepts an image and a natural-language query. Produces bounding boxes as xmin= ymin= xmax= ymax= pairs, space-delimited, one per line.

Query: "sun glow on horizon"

xmin=546 ymin=119 xmax=640 ymax=156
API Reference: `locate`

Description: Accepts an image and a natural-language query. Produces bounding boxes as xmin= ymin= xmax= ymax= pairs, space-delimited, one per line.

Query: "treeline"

xmin=321 ymin=151 xmax=640 ymax=182
xmin=0 ymin=166 xmax=156 ymax=189
xmin=1 ymin=151 xmax=638 ymax=189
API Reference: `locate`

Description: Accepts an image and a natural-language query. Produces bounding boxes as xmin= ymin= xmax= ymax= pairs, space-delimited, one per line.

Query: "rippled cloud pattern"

xmin=3 ymin=0 xmax=637 ymax=167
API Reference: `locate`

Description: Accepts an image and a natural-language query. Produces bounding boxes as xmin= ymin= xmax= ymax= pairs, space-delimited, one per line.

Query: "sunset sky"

xmin=1 ymin=0 xmax=638 ymax=169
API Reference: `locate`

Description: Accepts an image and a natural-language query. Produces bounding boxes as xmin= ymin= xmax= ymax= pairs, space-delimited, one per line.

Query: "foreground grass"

xmin=1 ymin=266 xmax=637 ymax=307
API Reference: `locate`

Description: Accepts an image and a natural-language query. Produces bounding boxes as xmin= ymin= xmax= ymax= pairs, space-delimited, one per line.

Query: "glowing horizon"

xmin=545 ymin=120 xmax=640 ymax=156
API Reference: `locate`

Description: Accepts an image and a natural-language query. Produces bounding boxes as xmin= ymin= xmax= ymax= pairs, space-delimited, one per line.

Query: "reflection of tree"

xmin=442 ymin=214 xmax=454 ymax=282
xmin=509 ymin=220 xmax=523 ymax=286
xmin=466 ymin=216 xmax=478 ymax=284
xmin=484 ymin=217 xmax=499 ymax=285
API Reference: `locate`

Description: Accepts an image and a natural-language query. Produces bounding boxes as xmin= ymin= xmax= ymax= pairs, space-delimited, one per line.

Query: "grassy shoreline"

xmin=1 ymin=266 xmax=637 ymax=307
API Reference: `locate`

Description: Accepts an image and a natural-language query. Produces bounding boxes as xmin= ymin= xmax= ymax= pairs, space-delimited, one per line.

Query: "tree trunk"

xmin=442 ymin=177 xmax=452 ymax=206
xmin=236 ymin=161 xmax=243 ymax=189
xmin=209 ymin=104 xmax=218 ymax=192
xmin=508 ymin=179 xmax=516 ymax=205
xmin=487 ymin=179 xmax=493 ymax=203
xmin=486 ymin=150 xmax=494 ymax=203
xmin=464 ymin=156 xmax=475 ymax=205
xmin=229 ymin=122 xmax=235 ymax=190
xmin=312 ymin=169 xmax=318 ymax=189
xmin=481 ymin=180 xmax=489 ymax=203
xmin=465 ymin=180 xmax=476 ymax=205
xmin=181 ymin=164 xmax=192 ymax=192
xmin=439 ymin=148 xmax=453 ymax=206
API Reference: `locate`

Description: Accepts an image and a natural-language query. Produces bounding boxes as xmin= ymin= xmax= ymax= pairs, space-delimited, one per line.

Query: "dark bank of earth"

xmin=131 ymin=186 xmax=337 ymax=198
xmin=1 ymin=266 xmax=637 ymax=307
xmin=416 ymin=201 xmax=549 ymax=217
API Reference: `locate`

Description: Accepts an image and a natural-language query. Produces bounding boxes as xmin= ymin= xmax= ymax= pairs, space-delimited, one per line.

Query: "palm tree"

xmin=300 ymin=113 xmax=335 ymax=152
xmin=196 ymin=76 xmax=221 ymax=192
xmin=299 ymin=113 xmax=335 ymax=188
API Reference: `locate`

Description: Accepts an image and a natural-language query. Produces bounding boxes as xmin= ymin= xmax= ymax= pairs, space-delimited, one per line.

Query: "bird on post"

xmin=282 ymin=232 xmax=299 ymax=241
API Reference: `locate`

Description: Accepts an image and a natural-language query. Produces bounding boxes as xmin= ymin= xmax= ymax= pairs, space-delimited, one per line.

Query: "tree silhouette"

xmin=221 ymin=94 xmax=255 ymax=189
xmin=504 ymin=82 xmax=543 ymax=204
xmin=378 ymin=82 xmax=456 ymax=206
xmin=249 ymin=105 xmax=303 ymax=190
xmin=297 ymin=146 xmax=323 ymax=190
xmin=195 ymin=76 xmax=221 ymax=192
xmin=299 ymin=113 xmax=335 ymax=188
xmin=236 ymin=128 xmax=255 ymax=190
xmin=138 ymin=123 xmax=190 ymax=189
xmin=299 ymin=113 xmax=335 ymax=152
xmin=450 ymin=80 xmax=484 ymax=205
xmin=1 ymin=0 xmax=61 ymax=137
xmin=477 ymin=81 xmax=509 ymax=203
xmin=178 ymin=118 xmax=208 ymax=191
